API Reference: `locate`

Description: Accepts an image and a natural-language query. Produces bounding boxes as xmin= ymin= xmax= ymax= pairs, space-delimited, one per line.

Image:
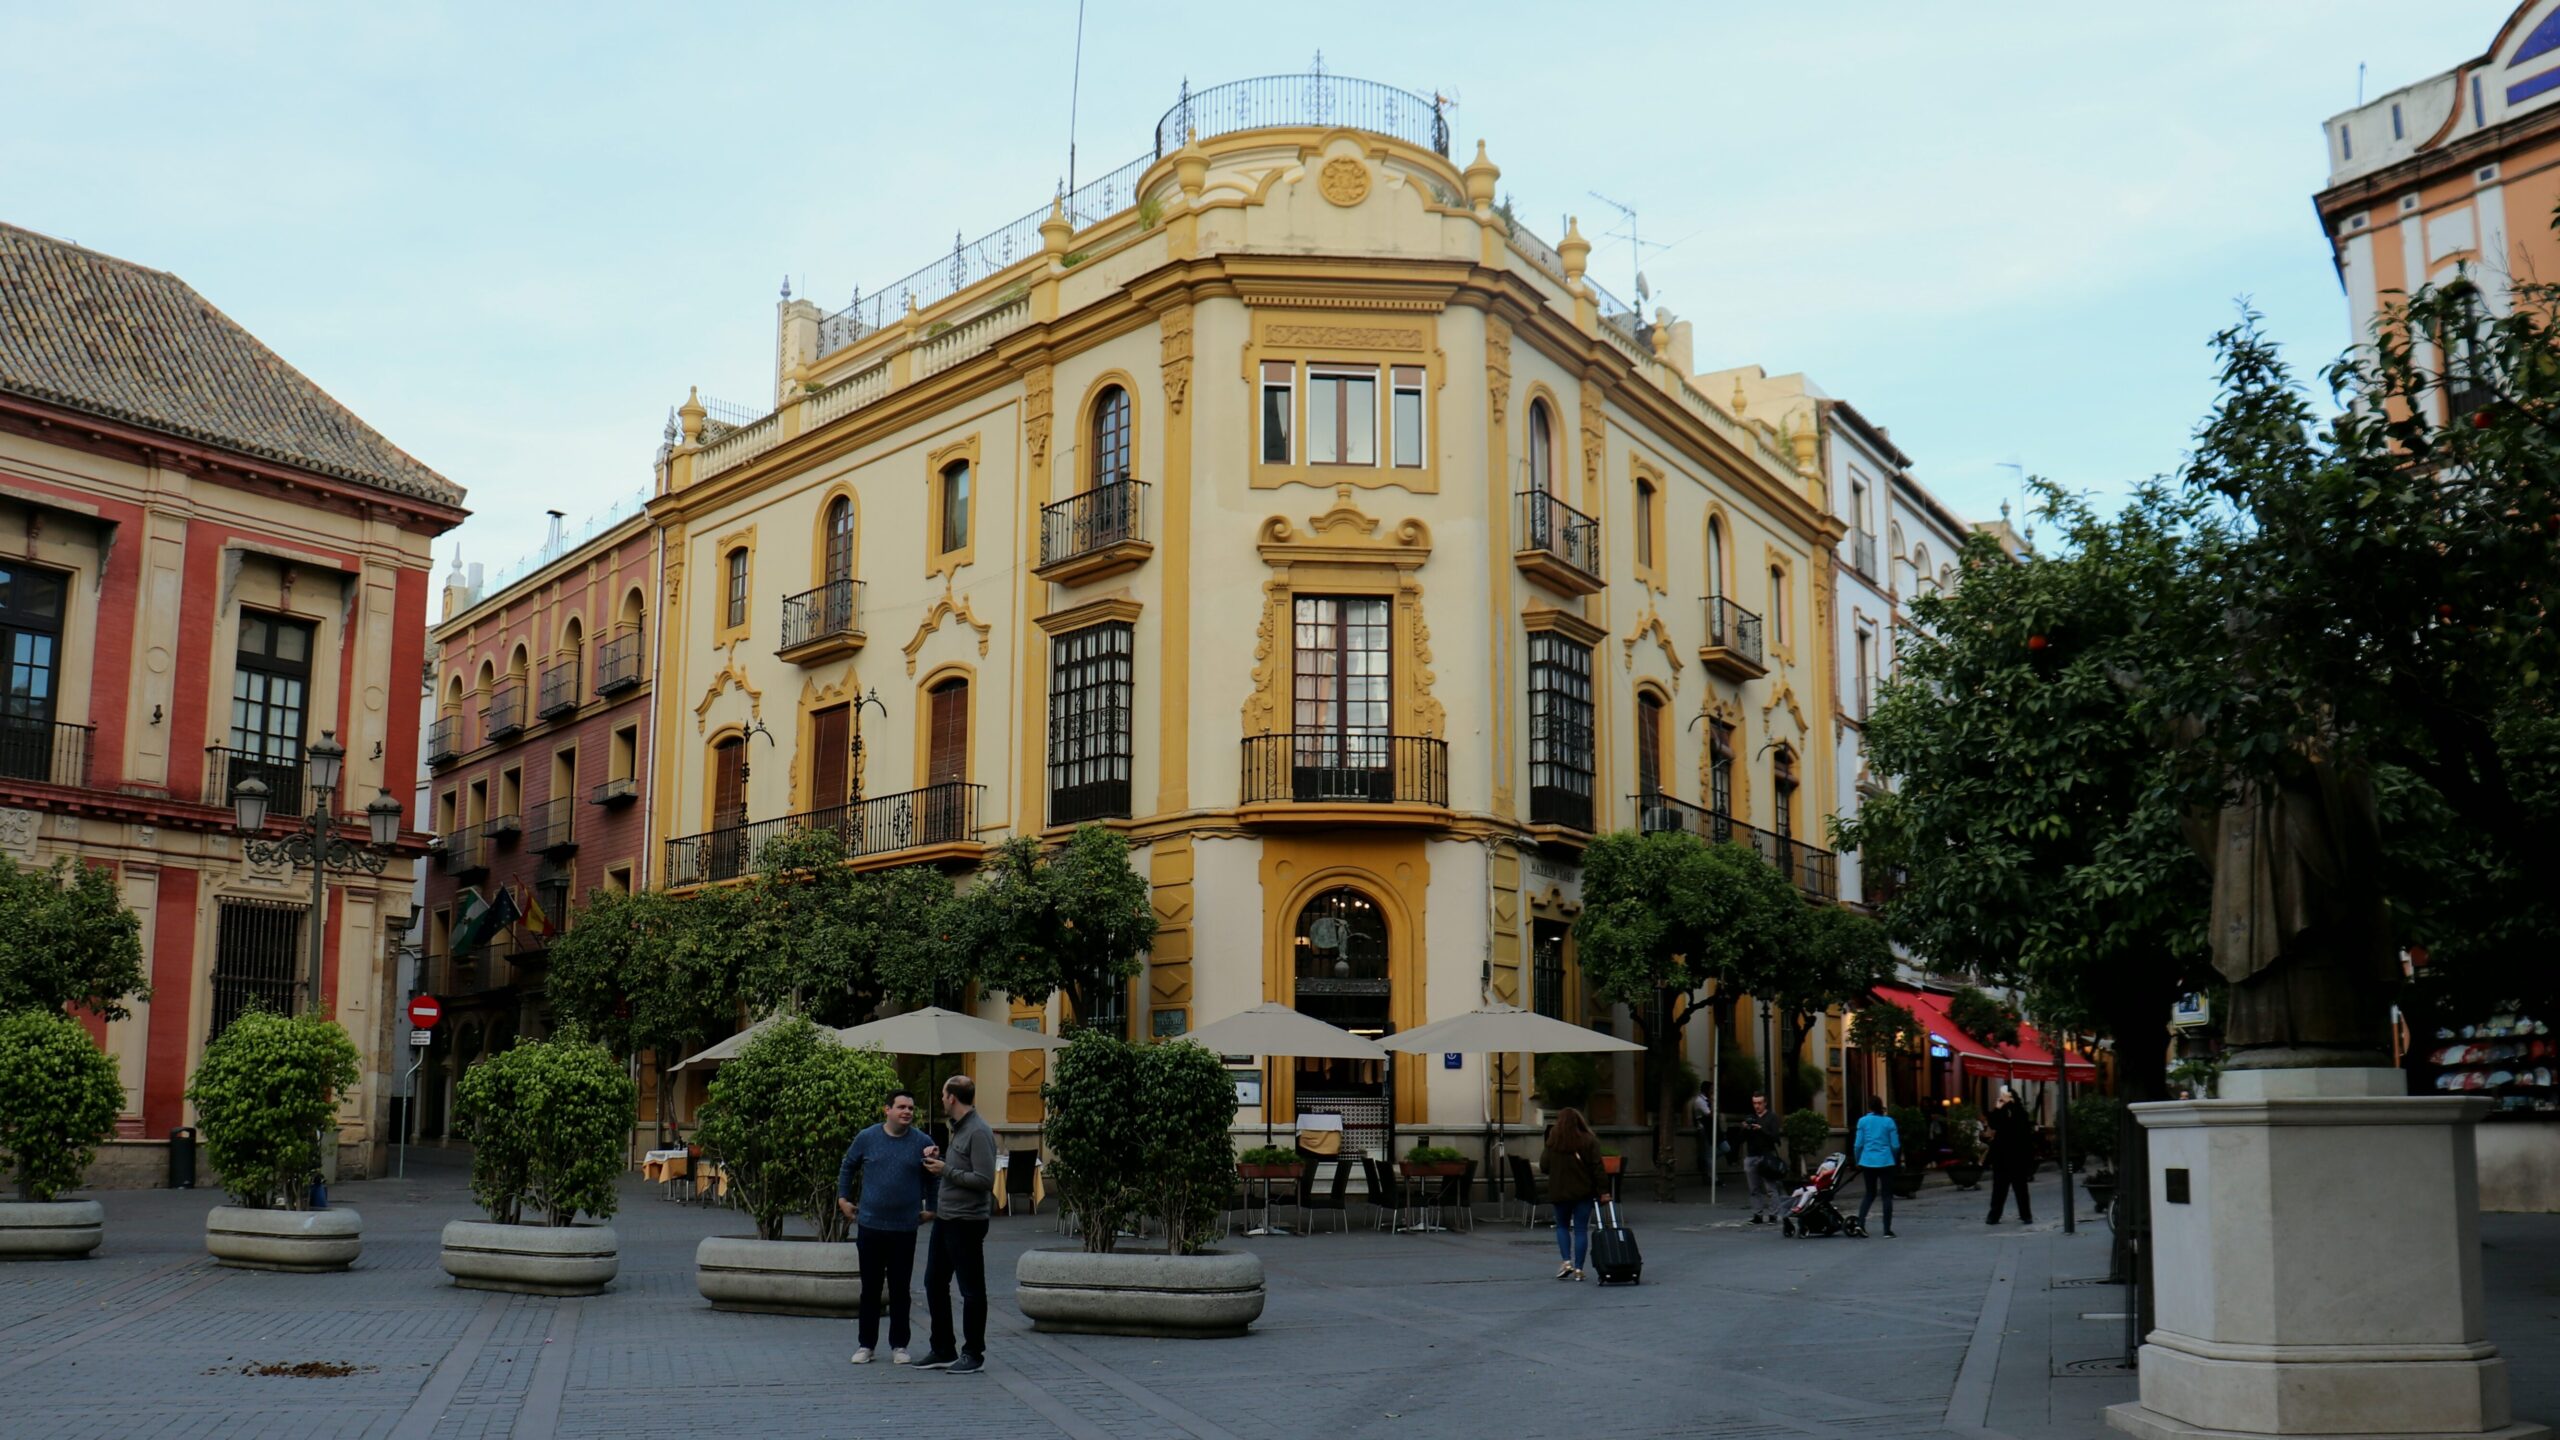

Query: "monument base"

xmin=2104 ymin=1069 xmax=2547 ymax=1440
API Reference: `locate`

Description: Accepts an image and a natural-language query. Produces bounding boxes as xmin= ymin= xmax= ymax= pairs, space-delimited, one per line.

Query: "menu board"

xmin=2420 ymin=1012 xmax=2556 ymax=1115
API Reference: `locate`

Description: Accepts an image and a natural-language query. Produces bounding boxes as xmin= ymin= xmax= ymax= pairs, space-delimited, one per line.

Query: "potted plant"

xmin=442 ymin=1032 xmax=636 ymax=1296
xmin=1781 ymin=1108 xmax=1832 ymax=1177
xmin=1534 ymin=1052 xmax=1600 ymax=1112
xmin=1944 ymin=1102 xmax=1986 ymax=1189
xmin=1887 ymin=1106 xmax=1929 ymax=1198
xmin=1017 ymin=1032 xmax=1262 ymax=1338
xmin=2069 ymin=1094 xmax=2126 ymax=1213
xmin=1401 ymin=1144 xmax=1466 ymax=1178
xmin=186 ymin=1010 xmax=363 ymax=1271
xmin=0 ymin=1009 xmax=125 ymax=1259
xmin=1596 ymin=1144 xmax=1625 ymax=1178
xmin=1236 ymin=1145 xmax=1299 ymax=1180
xmin=691 ymin=1016 xmax=900 ymax=1316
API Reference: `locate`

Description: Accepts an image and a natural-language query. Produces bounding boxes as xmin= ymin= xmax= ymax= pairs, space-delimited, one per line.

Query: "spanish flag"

xmin=519 ymin=881 xmax=556 ymax=939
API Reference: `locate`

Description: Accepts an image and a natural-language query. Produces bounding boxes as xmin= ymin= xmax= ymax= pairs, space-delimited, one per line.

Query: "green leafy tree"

xmin=695 ymin=1016 xmax=900 ymax=1242
xmin=973 ymin=827 xmax=1157 ymax=1029
xmin=185 ymin=1009 xmax=360 ymax=1210
xmin=0 ymin=1009 xmax=126 ymax=1201
xmin=1763 ymin=903 xmax=1896 ymax=1111
xmin=1041 ymin=1029 xmax=1146 ymax=1252
xmin=1134 ymin=1039 xmax=1239 ymax=1255
xmin=453 ymin=1032 xmax=637 ymax=1226
xmin=1947 ymin=987 xmax=2023 ymax=1049
xmin=733 ymin=829 xmax=969 ymax=1025
xmin=545 ymin=887 xmax=748 ymax=1147
xmin=0 ymin=856 xmax=148 ymax=1021
xmin=1849 ymin=998 xmax=1924 ymax=1102
xmin=1573 ymin=829 xmax=1799 ymax=1200
xmin=1780 ymin=1107 xmax=1832 ymax=1172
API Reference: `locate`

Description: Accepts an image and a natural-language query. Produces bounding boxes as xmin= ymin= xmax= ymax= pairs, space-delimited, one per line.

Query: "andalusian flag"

xmin=449 ymin=887 xmax=491 ymax=953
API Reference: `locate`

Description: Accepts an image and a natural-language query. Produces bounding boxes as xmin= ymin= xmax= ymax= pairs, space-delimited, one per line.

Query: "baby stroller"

xmin=1780 ymin=1152 xmax=1864 ymax=1238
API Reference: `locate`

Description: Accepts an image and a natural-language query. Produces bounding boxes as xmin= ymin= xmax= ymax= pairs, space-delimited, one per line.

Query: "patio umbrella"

xmin=672 ymin=1015 xmax=813 ymax=1071
xmin=1178 ymin=1003 xmax=1386 ymax=1148
xmin=1380 ymin=1004 xmax=1641 ymax=1200
xmin=833 ymin=1005 xmax=1067 ymax=1129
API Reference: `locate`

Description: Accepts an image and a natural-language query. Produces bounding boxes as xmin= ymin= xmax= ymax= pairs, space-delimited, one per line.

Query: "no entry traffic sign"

xmin=408 ymin=995 xmax=442 ymax=1028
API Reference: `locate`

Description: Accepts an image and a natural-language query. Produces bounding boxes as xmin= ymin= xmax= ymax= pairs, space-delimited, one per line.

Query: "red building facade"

xmin=0 ymin=223 xmax=464 ymax=1176
xmin=417 ymin=512 xmax=654 ymax=1134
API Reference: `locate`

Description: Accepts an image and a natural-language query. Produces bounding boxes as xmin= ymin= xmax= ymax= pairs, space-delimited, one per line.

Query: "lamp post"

xmin=847 ymin=688 xmax=888 ymax=807
xmin=231 ymin=730 xmax=406 ymax=1015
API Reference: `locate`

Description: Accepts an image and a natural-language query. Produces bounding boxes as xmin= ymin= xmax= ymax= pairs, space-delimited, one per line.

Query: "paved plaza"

xmin=4 ymin=1147 xmax=2553 ymax=1440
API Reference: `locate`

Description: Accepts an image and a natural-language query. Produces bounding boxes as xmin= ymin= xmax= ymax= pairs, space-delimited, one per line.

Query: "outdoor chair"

xmin=1359 ymin=1153 xmax=1397 ymax=1230
xmin=1003 ymin=1149 xmax=1040 ymax=1217
xmin=1434 ymin=1159 xmax=1478 ymax=1233
xmin=1292 ymin=1152 xmax=1322 ymax=1232
xmin=1301 ymin=1156 xmax=1353 ymax=1234
xmin=1507 ymin=1154 xmax=1550 ymax=1227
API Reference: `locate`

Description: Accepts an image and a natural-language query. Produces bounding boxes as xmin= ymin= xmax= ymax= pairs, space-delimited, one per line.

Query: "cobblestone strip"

xmin=1004 ymin=1321 xmax=1248 ymax=1440
xmin=511 ymin=1298 xmax=582 ymax=1438
xmin=386 ymin=1290 xmax=510 ymax=1440
xmin=0 ymin=1264 xmax=226 ymax=1381
xmin=0 ymin=1253 xmax=208 ymax=1343
xmin=987 ymin=1363 xmax=1121 ymax=1440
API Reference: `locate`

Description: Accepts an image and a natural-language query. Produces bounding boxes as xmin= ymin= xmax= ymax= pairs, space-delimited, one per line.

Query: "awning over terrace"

xmin=1874 ymin=982 xmax=2099 ymax=1082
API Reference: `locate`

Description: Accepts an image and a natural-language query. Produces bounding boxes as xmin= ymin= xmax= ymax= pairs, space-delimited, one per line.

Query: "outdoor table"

xmin=1396 ymin=1163 xmax=1460 ymax=1233
xmin=1239 ymin=1164 xmax=1300 ymax=1236
xmin=642 ymin=1149 xmax=691 ymax=1198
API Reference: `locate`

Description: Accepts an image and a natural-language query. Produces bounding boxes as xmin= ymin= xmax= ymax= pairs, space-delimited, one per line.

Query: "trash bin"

xmin=168 ymin=1127 xmax=196 ymax=1190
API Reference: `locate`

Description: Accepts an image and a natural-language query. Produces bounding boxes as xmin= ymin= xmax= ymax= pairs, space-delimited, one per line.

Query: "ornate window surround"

xmin=1239 ymin=487 xmax=1441 ymax=742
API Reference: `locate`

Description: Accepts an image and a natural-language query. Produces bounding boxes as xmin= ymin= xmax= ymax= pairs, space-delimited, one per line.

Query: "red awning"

xmin=1872 ymin=983 xmax=2097 ymax=1081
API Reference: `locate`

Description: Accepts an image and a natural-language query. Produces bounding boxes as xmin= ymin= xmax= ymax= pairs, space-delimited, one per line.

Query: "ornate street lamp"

xmin=231 ymin=729 xmax=404 ymax=1014
xmin=848 ymin=688 xmax=888 ymax=807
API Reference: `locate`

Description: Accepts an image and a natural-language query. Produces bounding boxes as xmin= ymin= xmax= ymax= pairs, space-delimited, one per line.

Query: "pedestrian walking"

xmin=1983 ymin=1085 xmax=2036 ymax=1225
xmin=916 ymin=1075 xmax=995 ymax=1375
xmin=1851 ymin=1096 xmax=1900 ymax=1238
xmin=1540 ymin=1106 xmax=1607 ymax=1281
xmin=837 ymin=1088 xmax=937 ymax=1365
xmin=1687 ymin=1080 xmax=1716 ymax=1187
xmin=1734 ymin=1093 xmax=1783 ymax=1225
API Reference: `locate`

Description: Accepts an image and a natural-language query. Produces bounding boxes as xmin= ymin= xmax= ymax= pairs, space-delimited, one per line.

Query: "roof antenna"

xmin=2358 ymin=61 xmax=2366 ymax=106
xmin=1066 ymin=0 xmax=1087 ymax=201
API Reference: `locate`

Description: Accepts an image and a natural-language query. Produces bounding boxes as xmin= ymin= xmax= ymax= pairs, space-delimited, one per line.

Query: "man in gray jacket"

xmin=915 ymin=1074 xmax=996 ymax=1374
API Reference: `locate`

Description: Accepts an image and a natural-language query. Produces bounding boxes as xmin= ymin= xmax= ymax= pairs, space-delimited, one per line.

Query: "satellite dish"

xmin=1309 ymin=916 xmax=1349 ymax=953
xmin=1635 ymin=272 xmax=1651 ymax=302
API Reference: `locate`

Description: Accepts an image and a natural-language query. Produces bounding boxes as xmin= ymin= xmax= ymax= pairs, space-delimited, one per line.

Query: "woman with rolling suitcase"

xmin=1540 ymin=1106 xmax=1607 ymax=1280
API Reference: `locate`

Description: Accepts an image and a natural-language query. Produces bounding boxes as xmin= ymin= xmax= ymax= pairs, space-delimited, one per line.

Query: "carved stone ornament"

xmin=1485 ymin=318 xmax=1512 ymax=427
xmin=1318 ymin=156 xmax=1371 ymax=208
xmin=1243 ymin=488 xmax=1440 ymax=739
xmin=0 ymin=807 xmax=35 ymax=858
xmin=693 ymin=638 xmax=766 ymax=734
xmin=1160 ymin=309 xmax=1193 ymax=415
xmin=1265 ymin=324 xmax=1423 ymax=351
xmin=902 ymin=580 xmax=995 ymax=676
xmin=1025 ymin=365 xmax=1054 ymax=468
xmin=1621 ymin=601 xmax=1685 ymax=683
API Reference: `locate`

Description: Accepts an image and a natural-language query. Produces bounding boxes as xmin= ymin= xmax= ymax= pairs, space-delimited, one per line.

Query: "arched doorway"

xmin=1292 ymin=886 xmax=1391 ymax=1147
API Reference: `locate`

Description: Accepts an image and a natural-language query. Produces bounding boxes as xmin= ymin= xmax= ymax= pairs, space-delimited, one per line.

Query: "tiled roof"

xmin=0 ymin=222 xmax=464 ymax=507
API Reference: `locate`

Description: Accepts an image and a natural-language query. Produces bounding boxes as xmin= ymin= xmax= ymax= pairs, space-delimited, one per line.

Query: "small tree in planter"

xmin=0 ymin=1009 xmax=125 ymax=1259
xmin=1780 ymin=1108 xmax=1832 ymax=1176
xmin=1136 ymin=1039 xmax=1238 ymax=1256
xmin=695 ymin=1018 xmax=899 ymax=1243
xmin=1944 ymin=1101 xmax=1986 ymax=1188
xmin=1043 ymin=1030 xmax=1148 ymax=1252
xmin=453 ymin=1034 xmax=636 ymax=1226
xmin=186 ymin=1010 xmax=363 ymax=1271
xmin=1533 ymin=1052 xmax=1600 ymax=1112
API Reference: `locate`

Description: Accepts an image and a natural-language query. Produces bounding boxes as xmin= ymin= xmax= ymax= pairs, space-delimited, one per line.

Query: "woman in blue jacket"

xmin=1851 ymin=1096 xmax=1901 ymax=1238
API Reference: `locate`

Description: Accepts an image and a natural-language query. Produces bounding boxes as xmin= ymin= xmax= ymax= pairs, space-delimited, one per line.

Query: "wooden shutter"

xmin=811 ymin=704 xmax=850 ymax=810
xmin=713 ymin=737 xmax=746 ymax=826
xmin=928 ymin=681 xmax=969 ymax=786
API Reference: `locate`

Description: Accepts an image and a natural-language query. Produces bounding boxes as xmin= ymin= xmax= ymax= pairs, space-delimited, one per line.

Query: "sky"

xmin=0 ymin=2 xmax=2514 ymax=573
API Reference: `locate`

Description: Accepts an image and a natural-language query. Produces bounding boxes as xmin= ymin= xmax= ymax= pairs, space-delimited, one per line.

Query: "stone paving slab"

xmin=4 ymin=1147 xmax=2550 ymax=1440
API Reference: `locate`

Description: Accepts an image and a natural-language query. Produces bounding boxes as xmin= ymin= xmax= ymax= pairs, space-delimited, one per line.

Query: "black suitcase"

xmin=1589 ymin=1200 xmax=1642 ymax=1285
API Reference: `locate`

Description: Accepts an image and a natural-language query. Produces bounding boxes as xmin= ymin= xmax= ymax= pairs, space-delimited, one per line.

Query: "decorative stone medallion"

xmin=1318 ymin=157 xmax=1370 ymax=208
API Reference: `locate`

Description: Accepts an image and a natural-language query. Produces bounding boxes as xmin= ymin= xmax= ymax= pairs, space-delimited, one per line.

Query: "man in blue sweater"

xmin=837 ymin=1088 xmax=937 ymax=1365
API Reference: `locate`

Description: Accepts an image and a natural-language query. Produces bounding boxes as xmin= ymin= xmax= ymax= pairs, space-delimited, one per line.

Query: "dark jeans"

xmin=1552 ymin=1198 xmax=1592 ymax=1266
xmin=1858 ymin=1166 xmax=1895 ymax=1231
xmin=925 ymin=1217 xmax=989 ymax=1359
xmin=855 ymin=1226 xmax=919 ymax=1350
xmin=1987 ymin=1164 xmax=2034 ymax=1223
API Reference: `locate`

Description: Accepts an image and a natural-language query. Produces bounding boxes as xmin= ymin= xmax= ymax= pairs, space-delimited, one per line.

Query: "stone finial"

xmin=678 ymin=386 xmax=706 ymax=444
xmin=1175 ymin=128 xmax=1209 ymax=199
xmin=1040 ymin=194 xmax=1073 ymax=256
xmin=1730 ymin=377 xmax=1749 ymax=417
xmin=1463 ymin=139 xmax=1500 ymax=211
xmin=1558 ymin=216 xmax=1589 ymax=281
xmin=1649 ymin=311 xmax=1671 ymax=360
xmin=903 ymin=294 xmax=923 ymax=335
xmin=1789 ymin=414 xmax=1820 ymax=473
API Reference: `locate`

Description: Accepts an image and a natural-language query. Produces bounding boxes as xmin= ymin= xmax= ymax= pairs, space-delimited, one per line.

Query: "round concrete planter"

xmin=205 ymin=1205 xmax=362 ymax=1272
xmin=1015 ymin=1248 xmax=1265 ymax=1338
xmin=695 ymin=1236 xmax=863 ymax=1317
xmin=0 ymin=1200 xmax=104 ymax=1260
xmin=441 ymin=1220 xmax=619 ymax=1297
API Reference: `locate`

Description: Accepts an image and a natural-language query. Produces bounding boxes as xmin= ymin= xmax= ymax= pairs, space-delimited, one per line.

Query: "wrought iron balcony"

xmin=536 ymin=664 xmax=580 ymax=721
xmin=482 ymin=680 xmax=527 ymax=740
xmin=591 ymin=775 xmax=639 ymax=806
xmin=1238 ymin=733 xmax=1448 ymax=819
xmin=207 ymin=745 xmax=303 ymax=817
xmin=0 ymin=717 xmax=93 ymax=789
xmin=778 ymin=579 xmax=865 ymax=664
xmin=424 ymin=714 xmax=461 ymax=767
xmin=1514 ymin=490 xmax=1604 ymax=596
xmin=662 ymin=780 xmax=985 ymax=887
xmin=1699 ymin=596 xmax=1767 ymax=681
xmin=527 ymin=796 xmax=576 ymax=855
xmin=1036 ymin=479 xmax=1152 ymax=584
xmin=482 ymin=810 xmax=522 ymax=841
xmin=438 ymin=826 xmax=489 ymax=876
xmin=1850 ymin=529 xmax=1878 ymax=581
xmin=1630 ymin=792 xmax=1837 ymax=901
xmin=594 ymin=624 xmax=644 ymax=695
xmin=1154 ymin=73 xmax=1451 ymax=159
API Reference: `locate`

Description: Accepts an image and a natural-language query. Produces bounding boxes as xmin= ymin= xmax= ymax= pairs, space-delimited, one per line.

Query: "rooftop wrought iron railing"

xmin=0 ymin=717 xmax=94 ymax=789
xmin=1631 ymin=791 xmax=1837 ymax=901
xmin=595 ymin=625 xmax=644 ymax=694
xmin=1239 ymin=733 xmax=1448 ymax=809
xmin=662 ymin=781 xmax=984 ymax=887
xmin=1039 ymin=479 xmax=1149 ymax=568
xmin=1516 ymin=489 xmax=1602 ymax=583
xmin=1702 ymin=596 xmax=1767 ymax=668
xmin=780 ymin=579 xmax=864 ymax=652
xmin=1154 ymin=72 xmax=1450 ymax=158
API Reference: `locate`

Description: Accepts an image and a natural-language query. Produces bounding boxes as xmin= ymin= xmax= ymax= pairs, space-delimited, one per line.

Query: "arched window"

xmin=938 ymin=460 xmax=972 ymax=554
xmin=1635 ymin=690 xmax=1667 ymax=798
xmin=1293 ymin=886 xmax=1390 ymax=1098
xmin=825 ymin=496 xmax=855 ymax=586
xmin=1771 ymin=746 xmax=1798 ymax=847
xmin=1913 ymin=543 xmax=1934 ymax=593
xmin=1527 ymin=401 xmax=1554 ymax=493
xmin=1091 ymin=384 xmax=1131 ymax=487
xmin=923 ymin=676 xmax=971 ymax=843
xmin=1634 ymin=477 xmax=1658 ymax=570
xmin=706 ymin=733 xmax=748 ymax=881
xmin=1706 ymin=516 xmax=1727 ymax=599
xmin=1768 ymin=564 xmax=1788 ymax=646
xmin=724 ymin=548 xmax=749 ymax=629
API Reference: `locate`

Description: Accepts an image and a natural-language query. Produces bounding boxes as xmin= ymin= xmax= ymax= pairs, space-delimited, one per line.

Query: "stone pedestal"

xmin=2106 ymin=1069 xmax=2548 ymax=1440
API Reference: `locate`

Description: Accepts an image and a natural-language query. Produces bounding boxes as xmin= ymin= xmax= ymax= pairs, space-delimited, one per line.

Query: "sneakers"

xmin=948 ymin=1355 xmax=985 ymax=1375
xmin=850 ymin=1348 xmax=873 ymax=1365
xmin=891 ymin=1348 xmax=912 ymax=1366
xmin=913 ymin=1350 xmax=959 ymax=1371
